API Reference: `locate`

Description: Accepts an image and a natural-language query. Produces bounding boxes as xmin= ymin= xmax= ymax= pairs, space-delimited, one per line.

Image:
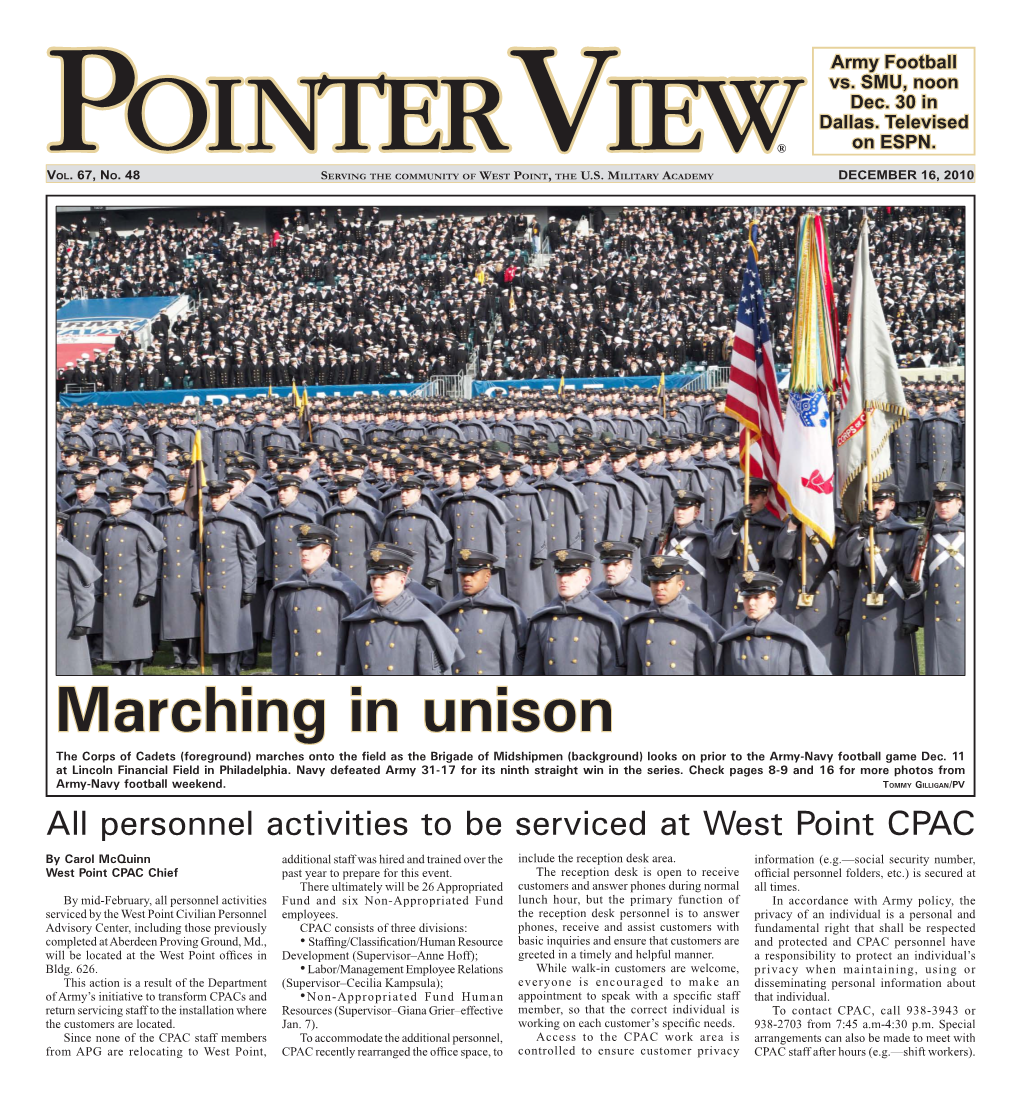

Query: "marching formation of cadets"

xmin=55 ymin=382 xmax=965 ymax=676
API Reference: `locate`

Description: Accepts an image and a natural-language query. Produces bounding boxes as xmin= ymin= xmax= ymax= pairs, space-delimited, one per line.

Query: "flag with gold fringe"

xmin=776 ymin=214 xmax=839 ymax=546
xmin=835 ymin=217 xmax=910 ymax=521
xmin=300 ymin=387 xmax=314 ymax=443
xmin=183 ymin=429 xmax=206 ymax=522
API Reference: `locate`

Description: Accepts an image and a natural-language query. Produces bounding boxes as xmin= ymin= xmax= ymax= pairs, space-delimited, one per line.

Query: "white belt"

xmin=871 ymin=547 xmax=905 ymax=600
xmin=668 ymin=535 xmax=707 ymax=579
xmin=929 ymin=532 xmax=965 ymax=572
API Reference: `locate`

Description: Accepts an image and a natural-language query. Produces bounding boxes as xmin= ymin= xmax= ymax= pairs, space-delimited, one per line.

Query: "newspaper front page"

xmin=10 ymin=7 xmax=1008 ymax=1099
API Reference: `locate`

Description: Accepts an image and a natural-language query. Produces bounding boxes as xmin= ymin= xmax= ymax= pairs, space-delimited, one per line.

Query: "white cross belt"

xmin=871 ymin=547 xmax=905 ymax=600
xmin=668 ymin=535 xmax=707 ymax=579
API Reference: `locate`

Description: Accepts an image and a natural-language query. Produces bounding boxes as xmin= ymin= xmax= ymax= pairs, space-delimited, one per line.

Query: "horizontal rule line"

xmin=44 ymin=164 xmax=975 ymax=184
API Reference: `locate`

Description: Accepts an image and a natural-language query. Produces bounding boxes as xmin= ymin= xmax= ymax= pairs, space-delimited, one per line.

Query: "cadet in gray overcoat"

xmin=265 ymin=524 xmax=366 ymax=675
xmin=837 ymin=483 xmax=922 ymax=676
xmin=439 ymin=461 xmax=511 ymax=601
xmin=495 ymin=459 xmax=548 ymax=616
xmin=339 ymin=546 xmax=463 ymax=674
xmin=905 ymin=481 xmax=965 ymax=675
xmin=625 ymin=555 xmax=723 ymax=675
xmin=773 ymin=515 xmax=849 ymax=676
xmin=151 ymin=474 xmax=201 ymax=668
xmin=192 ymin=481 xmax=264 ymax=675
xmin=381 ymin=477 xmax=451 ymax=590
xmin=710 ymin=478 xmax=786 ymax=627
xmin=591 ymin=541 xmax=653 ymax=628
xmin=263 ymin=475 xmax=319 ymax=585
xmin=533 ymin=445 xmax=588 ymax=602
xmin=718 ymin=572 xmax=831 ymax=674
xmin=523 ymin=550 xmax=625 ymax=675
xmin=324 ymin=477 xmax=385 ymax=591
xmin=653 ymin=489 xmax=726 ymax=620
xmin=607 ymin=447 xmax=651 ymax=548
xmin=439 ymin=550 xmax=528 ymax=675
xmin=56 ymin=512 xmax=101 ymax=675
xmin=93 ymin=485 xmax=166 ymax=674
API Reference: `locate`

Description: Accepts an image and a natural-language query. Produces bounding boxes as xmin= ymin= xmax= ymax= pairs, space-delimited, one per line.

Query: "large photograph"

xmin=53 ymin=201 xmax=966 ymax=677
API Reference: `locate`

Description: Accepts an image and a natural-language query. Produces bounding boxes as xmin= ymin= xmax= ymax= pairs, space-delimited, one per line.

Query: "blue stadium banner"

xmin=59 ymin=383 xmax=420 ymax=408
xmin=472 ymin=373 xmax=697 ymax=397
xmin=57 ymin=295 xmax=189 ymax=365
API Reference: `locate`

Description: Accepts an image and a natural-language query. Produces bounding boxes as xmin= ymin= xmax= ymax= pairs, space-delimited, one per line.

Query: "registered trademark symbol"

xmin=777 ymin=144 xmax=787 ymax=153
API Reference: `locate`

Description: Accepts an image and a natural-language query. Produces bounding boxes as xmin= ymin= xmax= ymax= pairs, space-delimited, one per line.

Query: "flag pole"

xmin=865 ymin=403 xmax=877 ymax=596
xmin=859 ymin=213 xmax=880 ymax=604
xmin=742 ymin=438 xmax=751 ymax=571
xmin=742 ymin=218 xmax=759 ymax=572
xmin=800 ymin=523 xmax=808 ymax=596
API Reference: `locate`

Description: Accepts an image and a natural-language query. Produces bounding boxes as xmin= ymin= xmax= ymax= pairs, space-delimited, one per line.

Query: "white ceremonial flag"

xmin=835 ymin=217 xmax=910 ymax=522
xmin=777 ymin=392 xmax=835 ymax=543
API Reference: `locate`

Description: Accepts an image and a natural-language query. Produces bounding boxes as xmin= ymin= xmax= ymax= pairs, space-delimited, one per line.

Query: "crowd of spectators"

xmin=55 ymin=204 xmax=965 ymax=394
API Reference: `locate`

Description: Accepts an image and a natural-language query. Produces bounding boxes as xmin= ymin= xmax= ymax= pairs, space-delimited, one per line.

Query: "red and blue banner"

xmin=56 ymin=295 xmax=189 ymax=367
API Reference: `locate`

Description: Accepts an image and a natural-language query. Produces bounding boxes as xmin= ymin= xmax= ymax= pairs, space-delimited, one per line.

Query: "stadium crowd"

xmin=55 ymin=204 xmax=965 ymax=392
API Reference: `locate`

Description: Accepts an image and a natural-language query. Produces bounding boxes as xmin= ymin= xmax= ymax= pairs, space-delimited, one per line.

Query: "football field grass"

xmin=92 ymin=641 xmax=274 ymax=676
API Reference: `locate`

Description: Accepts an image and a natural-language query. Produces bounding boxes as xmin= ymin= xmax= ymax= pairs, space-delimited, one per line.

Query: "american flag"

xmin=725 ymin=225 xmax=786 ymax=516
